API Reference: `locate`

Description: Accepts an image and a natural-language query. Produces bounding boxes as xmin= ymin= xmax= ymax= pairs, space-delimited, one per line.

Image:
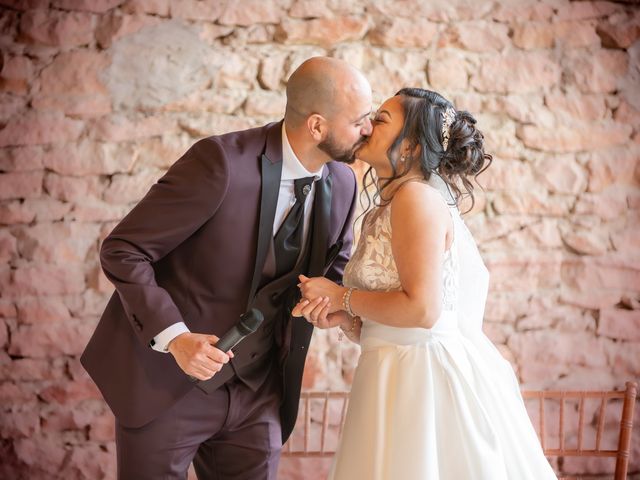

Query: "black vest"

xmin=195 ymin=212 xmax=314 ymax=394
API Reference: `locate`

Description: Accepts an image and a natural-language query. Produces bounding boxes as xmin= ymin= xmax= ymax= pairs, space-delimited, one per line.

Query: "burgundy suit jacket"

xmin=80 ymin=121 xmax=357 ymax=436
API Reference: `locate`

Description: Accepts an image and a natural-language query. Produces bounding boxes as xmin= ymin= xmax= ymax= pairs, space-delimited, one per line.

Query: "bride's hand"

xmin=297 ymin=275 xmax=345 ymax=313
xmin=292 ymin=296 xmax=350 ymax=329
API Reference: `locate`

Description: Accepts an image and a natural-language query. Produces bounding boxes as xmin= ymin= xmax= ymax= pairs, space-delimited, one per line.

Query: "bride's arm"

xmin=300 ymin=183 xmax=452 ymax=330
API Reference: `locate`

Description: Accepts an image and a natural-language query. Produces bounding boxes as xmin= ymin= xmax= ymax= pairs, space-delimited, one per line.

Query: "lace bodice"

xmin=343 ymin=203 xmax=459 ymax=319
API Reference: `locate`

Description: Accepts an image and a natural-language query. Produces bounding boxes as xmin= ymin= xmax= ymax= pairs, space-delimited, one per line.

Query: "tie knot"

xmin=294 ymin=176 xmax=315 ymax=202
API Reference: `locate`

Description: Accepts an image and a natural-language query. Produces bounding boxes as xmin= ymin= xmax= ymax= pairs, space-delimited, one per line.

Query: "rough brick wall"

xmin=0 ymin=0 xmax=638 ymax=478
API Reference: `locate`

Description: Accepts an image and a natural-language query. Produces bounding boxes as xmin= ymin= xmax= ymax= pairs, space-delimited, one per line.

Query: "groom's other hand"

xmin=298 ymin=275 xmax=345 ymax=314
xmin=167 ymin=333 xmax=233 ymax=381
xmin=292 ymin=297 xmax=349 ymax=330
xmin=292 ymin=296 xmax=327 ymax=319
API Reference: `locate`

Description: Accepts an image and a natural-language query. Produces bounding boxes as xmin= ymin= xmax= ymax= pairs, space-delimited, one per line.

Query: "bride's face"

xmin=355 ymin=96 xmax=405 ymax=177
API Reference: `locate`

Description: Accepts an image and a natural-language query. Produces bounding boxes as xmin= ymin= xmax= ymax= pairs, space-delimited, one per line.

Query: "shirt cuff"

xmin=151 ymin=322 xmax=190 ymax=353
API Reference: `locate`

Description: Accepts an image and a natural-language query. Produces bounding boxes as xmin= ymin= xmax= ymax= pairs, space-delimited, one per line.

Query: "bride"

xmin=292 ymin=88 xmax=557 ymax=479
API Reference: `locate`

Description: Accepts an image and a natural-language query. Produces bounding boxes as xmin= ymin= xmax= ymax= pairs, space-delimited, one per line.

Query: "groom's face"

xmin=318 ymin=87 xmax=373 ymax=164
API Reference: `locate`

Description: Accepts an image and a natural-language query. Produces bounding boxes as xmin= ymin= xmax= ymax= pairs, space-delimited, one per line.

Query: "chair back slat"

xmin=577 ymin=396 xmax=585 ymax=452
xmin=303 ymin=394 xmax=311 ymax=453
xmin=338 ymin=394 xmax=348 ymax=438
xmin=595 ymin=396 xmax=607 ymax=451
xmin=540 ymin=395 xmax=546 ymax=450
xmin=320 ymin=391 xmax=330 ymax=454
xmin=559 ymin=395 xmax=565 ymax=451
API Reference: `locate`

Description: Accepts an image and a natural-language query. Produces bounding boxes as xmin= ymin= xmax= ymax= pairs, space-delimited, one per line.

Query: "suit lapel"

xmin=247 ymin=127 xmax=283 ymax=308
xmin=307 ymin=170 xmax=333 ymax=277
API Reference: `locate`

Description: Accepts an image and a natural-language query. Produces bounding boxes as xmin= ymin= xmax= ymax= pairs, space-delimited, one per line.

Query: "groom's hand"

xmin=292 ymin=296 xmax=349 ymax=330
xmin=297 ymin=275 xmax=345 ymax=314
xmin=167 ymin=332 xmax=233 ymax=381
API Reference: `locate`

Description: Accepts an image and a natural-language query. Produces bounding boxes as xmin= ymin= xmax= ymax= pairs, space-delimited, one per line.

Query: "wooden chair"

xmin=283 ymin=382 xmax=637 ymax=479
xmin=282 ymin=391 xmax=350 ymax=458
xmin=522 ymin=381 xmax=637 ymax=480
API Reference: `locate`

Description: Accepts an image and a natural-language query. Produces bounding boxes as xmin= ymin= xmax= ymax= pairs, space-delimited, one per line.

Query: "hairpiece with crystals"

xmin=441 ymin=106 xmax=456 ymax=152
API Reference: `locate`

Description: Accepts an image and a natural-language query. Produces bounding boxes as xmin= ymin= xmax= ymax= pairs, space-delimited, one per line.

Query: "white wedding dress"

xmin=328 ymin=179 xmax=557 ymax=479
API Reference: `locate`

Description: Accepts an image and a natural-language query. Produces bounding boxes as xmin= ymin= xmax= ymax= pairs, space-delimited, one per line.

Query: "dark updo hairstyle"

xmin=362 ymin=88 xmax=492 ymax=213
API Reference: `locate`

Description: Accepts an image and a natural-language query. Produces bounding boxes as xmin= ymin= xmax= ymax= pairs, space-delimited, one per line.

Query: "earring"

xmin=400 ymin=155 xmax=406 ymax=162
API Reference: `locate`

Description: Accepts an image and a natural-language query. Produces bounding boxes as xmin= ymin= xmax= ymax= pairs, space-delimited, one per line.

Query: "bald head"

xmin=285 ymin=57 xmax=371 ymax=127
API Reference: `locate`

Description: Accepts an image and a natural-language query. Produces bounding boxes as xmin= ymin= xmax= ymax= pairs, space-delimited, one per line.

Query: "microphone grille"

xmin=239 ymin=308 xmax=264 ymax=333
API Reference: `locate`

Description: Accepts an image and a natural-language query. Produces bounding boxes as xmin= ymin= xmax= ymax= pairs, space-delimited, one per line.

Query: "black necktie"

xmin=274 ymin=176 xmax=315 ymax=278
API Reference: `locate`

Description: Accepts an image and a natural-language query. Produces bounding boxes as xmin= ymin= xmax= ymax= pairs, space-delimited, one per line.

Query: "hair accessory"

xmin=441 ymin=106 xmax=456 ymax=152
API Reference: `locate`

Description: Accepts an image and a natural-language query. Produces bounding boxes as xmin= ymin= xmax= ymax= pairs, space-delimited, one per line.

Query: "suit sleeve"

xmin=100 ymin=138 xmax=230 ymax=346
xmin=325 ymin=168 xmax=358 ymax=285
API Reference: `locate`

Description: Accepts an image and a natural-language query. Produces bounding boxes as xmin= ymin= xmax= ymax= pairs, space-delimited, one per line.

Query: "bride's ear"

xmin=400 ymin=139 xmax=420 ymax=160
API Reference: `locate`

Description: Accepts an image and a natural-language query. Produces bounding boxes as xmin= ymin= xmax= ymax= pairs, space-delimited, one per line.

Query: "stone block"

xmin=13 ymin=437 xmax=67 ymax=474
xmin=15 ymin=296 xmax=71 ymax=324
xmin=597 ymin=12 xmax=640 ymax=48
xmin=0 ymin=93 xmax=27 ymax=123
xmin=8 ymin=264 xmax=86 ymax=296
xmin=88 ymin=114 xmax=179 ymax=142
xmin=517 ymin=122 xmax=632 ymax=153
xmin=19 ymin=8 xmax=95 ymax=48
xmin=470 ymin=51 xmax=561 ymax=94
xmin=170 ymin=0 xmax=224 ymax=22
xmin=445 ymin=20 xmax=510 ymax=52
xmin=585 ymin=145 xmax=640 ymax=192
xmin=545 ymin=91 xmax=607 ymax=123
xmin=258 ymin=52 xmax=289 ymax=90
xmin=512 ymin=22 xmax=554 ymax=49
xmin=218 ymin=0 xmax=285 ymax=26
xmin=121 ymin=0 xmax=170 ymax=16
xmin=564 ymin=49 xmax=628 ymax=93
xmin=553 ymin=20 xmax=601 ymax=49
xmin=0 ymin=198 xmax=72 ymax=225
xmin=105 ymin=21 xmax=213 ymax=111
xmin=598 ymin=308 xmax=640 ymax=341
xmin=102 ymin=167 xmax=164 ymax=204
xmin=534 ymin=155 xmax=588 ymax=195
xmin=52 ymin=0 xmax=124 ymax=13
xmin=555 ymin=1 xmax=623 ymax=22
xmin=0 ymin=111 xmax=84 ymax=147
xmin=369 ymin=17 xmax=438 ymax=49
xmin=0 ymin=54 xmax=34 ymax=94
xmin=0 ymin=171 xmax=43 ymax=200
xmin=427 ymin=49 xmax=468 ymax=91
xmin=8 ymin=320 xmax=95 ymax=357
xmin=276 ymin=16 xmax=368 ymax=47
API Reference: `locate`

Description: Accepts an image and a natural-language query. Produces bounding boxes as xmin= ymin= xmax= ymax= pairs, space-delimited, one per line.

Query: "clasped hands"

xmin=291 ymin=275 xmax=352 ymax=330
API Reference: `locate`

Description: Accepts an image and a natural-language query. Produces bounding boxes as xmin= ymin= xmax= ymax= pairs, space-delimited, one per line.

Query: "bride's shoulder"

xmin=390 ymin=181 xmax=449 ymax=217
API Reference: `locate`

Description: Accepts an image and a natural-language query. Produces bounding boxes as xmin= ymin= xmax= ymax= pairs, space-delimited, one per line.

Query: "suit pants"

xmin=115 ymin=366 xmax=282 ymax=480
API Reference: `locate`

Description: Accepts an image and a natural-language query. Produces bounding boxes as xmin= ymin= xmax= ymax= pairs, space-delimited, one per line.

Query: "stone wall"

xmin=0 ymin=0 xmax=638 ymax=478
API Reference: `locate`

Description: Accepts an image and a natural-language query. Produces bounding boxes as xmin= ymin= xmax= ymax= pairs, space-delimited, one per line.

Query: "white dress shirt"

xmin=151 ymin=124 xmax=324 ymax=352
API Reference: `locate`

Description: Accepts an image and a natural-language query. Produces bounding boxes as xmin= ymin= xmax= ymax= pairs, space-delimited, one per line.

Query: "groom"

xmin=81 ymin=57 xmax=372 ymax=479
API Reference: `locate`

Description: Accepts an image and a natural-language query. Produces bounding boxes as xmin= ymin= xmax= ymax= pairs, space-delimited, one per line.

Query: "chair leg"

xmin=614 ymin=381 xmax=638 ymax=480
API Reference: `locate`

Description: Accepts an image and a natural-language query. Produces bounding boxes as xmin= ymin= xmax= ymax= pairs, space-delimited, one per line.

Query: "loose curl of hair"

xmin=360 ymin=88 xmax=492 ymax=214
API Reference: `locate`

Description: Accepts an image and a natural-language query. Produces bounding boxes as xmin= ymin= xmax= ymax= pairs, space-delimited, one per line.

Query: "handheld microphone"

xmin=214 ymin=308 xmax=264 ymax=352
xmin=189 ymin=309 xmax=264 ymax=388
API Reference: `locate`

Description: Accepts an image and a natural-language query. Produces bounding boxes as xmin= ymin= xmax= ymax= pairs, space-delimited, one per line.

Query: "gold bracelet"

xmin=340 ymin=315 xmax=359 ymax=333
xmin=342 ymin=287 xmax=356 ymax=317
xmin=338 ymin=315 xmax=359 ymax=341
